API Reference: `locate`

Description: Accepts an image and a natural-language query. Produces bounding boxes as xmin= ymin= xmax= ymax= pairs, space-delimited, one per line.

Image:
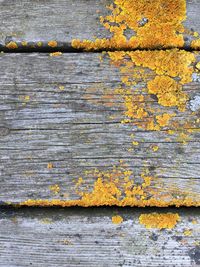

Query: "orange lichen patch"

xmin=109 ymin=49 xmax=194 ymax=77
xmin=127 ymin=50 xmax=195 ymax=84
xmin=156 ymin=113 xmax=175 ymax=127
xmin=47 ymin=163 xmax=53 ymax=169
xmin=19 ymin=164 xmax=200 ymax=207
xmin=191 ymin=39 xmax=200 ymax=50
xmin=49 ymin=184 xmax=60 ymax=194
xmin=19 ymin=197 xmax=200 ymax=208
xmin=139 ymin=213 xmax=180 ymax=229
xmin=106 ymin=49 xmax=196 ymax=132
xmin=148 ymin=76 xmax=188 ymax=111
xmin=48 ymin=40 xmax=58 ymax=48
xmin=6 ymin=41 xmax=18 ymax=49
xmin=123 ymin=94 xmax=147 ymax=120
xmin=72 ymin=0 xmax=186 ymax=50
xmin=112 ymin=215 xmax=123 ymax=224
xmin=50 ymin=52 xmax=62 ymax=57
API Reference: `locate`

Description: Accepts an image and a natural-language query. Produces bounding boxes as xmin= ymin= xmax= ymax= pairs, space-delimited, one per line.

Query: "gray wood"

xmin=0 ymin=0 xmax=200 ymax=50
xmin=0 ymin=207 xmax=200 ymax=266
xmin=0 ymin=53 xmax=200 ymax=204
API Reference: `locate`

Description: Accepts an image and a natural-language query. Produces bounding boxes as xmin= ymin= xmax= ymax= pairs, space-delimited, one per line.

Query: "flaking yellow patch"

xmin=152 ymin=145 xmax=159 ymax=152
xmin=191 ymin=39 xmax=200 ymax=50
xmin=48 ymin=40 xmax=58 ymax=48
xmin=139 ymin=213 xmax=180 ymax=229
xmin=6 ymin=41 xmax=18 ymax=49
xmin=184 ymin=229 xmax=192 ymax=236
xmin=50 ymin=52 xmax=62 ymax=57
xmin=112 ymin=215 xmax=123 ymax=224
xmin=47 ymin=163 xmax=53 ymax=169
xmin=132 ymin=141 xmax=139 ymax=146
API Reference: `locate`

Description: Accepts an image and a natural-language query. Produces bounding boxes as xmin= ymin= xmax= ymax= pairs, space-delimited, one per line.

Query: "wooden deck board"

xmin=0 ymin=52 xmax=199 ymax=204
xmin=0 ymin=207 xmax=200 ymax=266
xmin=0 ymin=0 xmax=200 ymax=50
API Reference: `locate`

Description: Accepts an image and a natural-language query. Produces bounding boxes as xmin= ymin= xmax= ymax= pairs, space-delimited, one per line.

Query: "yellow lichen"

xmin=6 ymin=41 xmax=18 ymax=49
xmin=49 ymin=184 xmax=60 ymax=194
xmin=139 ymin=213 xmax=180 ymax=229
xmin=72 ymin=0 xmax=186 ymax=50
xmin=40 ymin=218 xmax=52 ymax=224
xmin=21 ymin=41 xmax=28 ymax=46
xmin=132 ymin=141 xmax=139 ymax=146
xmin=50 ymin=52 xmax=62 ymax=57
xmin=47 ymin=163 xmax=53 ymax=169
xmin=24 ymin=95 xmax=30 ymax=101
xmin=19 ymin=165 xmax=200 ymax=207
xmin=156 ymin=114 xmax=174 ymax=127
xmin=184 ymin=229 xmax=192 ymax=236
xmin=48 ymin=40 xmax=58 ymax=48
xmin=196 ymin=62 xmax=200 ymax=71
xmin=192 ymin=219 xmax=197 ymax=224
xmin=168 ymin=130 xmax=175 ymax=135
xmin=71 ymin=0 xmax=199 ymax=138
xmin=75 ymin=177 xmax=84 ymax=188
xmin=152 ymin=145 xmax=159 ymax=152
xmin=112 ymin=215 xmax=123 ymax=224
xmin=107 ymin=49 xmax=196 ymax=132
xmin=59 ymin=85 xmax=65 ymax=90
xmin=148 ymin=76 xmax=188 ymax=111
xmin=19 ymin=198 xmax=200 ymax=207
xmin=191 ymin=39 xmax=200 ymax=50
xmin=37 ymin=41 xmax=43 ymax=47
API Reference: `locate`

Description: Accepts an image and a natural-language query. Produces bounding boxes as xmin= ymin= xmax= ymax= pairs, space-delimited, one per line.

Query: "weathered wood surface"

xmin=0 ymin=207 xmax=200 ymax=266
xmin=0 ymin=53 xmax=200 ymax=204
xmin=0 ymin=0 xmax=200 ymax=50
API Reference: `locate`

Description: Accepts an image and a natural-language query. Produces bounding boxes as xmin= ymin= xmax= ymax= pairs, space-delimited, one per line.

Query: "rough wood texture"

xmin=0 ymin=0 xmax=200 ymax=50
xmin=0 ymin=53 xmax=199 ymax=204
xmin=0 ymin=207 xmax=200 ymax=266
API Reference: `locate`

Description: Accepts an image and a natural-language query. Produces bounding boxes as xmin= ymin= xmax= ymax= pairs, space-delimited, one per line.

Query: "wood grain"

xmin=0 ymin=52 xmax=199 ymax=204
xmin=0 ymin=207 xmax=200 ymax=266
xmin=0 ymin=0 xmax=200 ymax=50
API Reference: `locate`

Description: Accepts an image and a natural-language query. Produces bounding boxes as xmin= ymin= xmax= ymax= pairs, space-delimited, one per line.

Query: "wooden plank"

xmin=0 ymin=207 xmax=200 ymax=266
xmin=0 ymin=0 xmax=200 ymax=51
xmin=0 ymin=52 xmax=200 ymax=205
